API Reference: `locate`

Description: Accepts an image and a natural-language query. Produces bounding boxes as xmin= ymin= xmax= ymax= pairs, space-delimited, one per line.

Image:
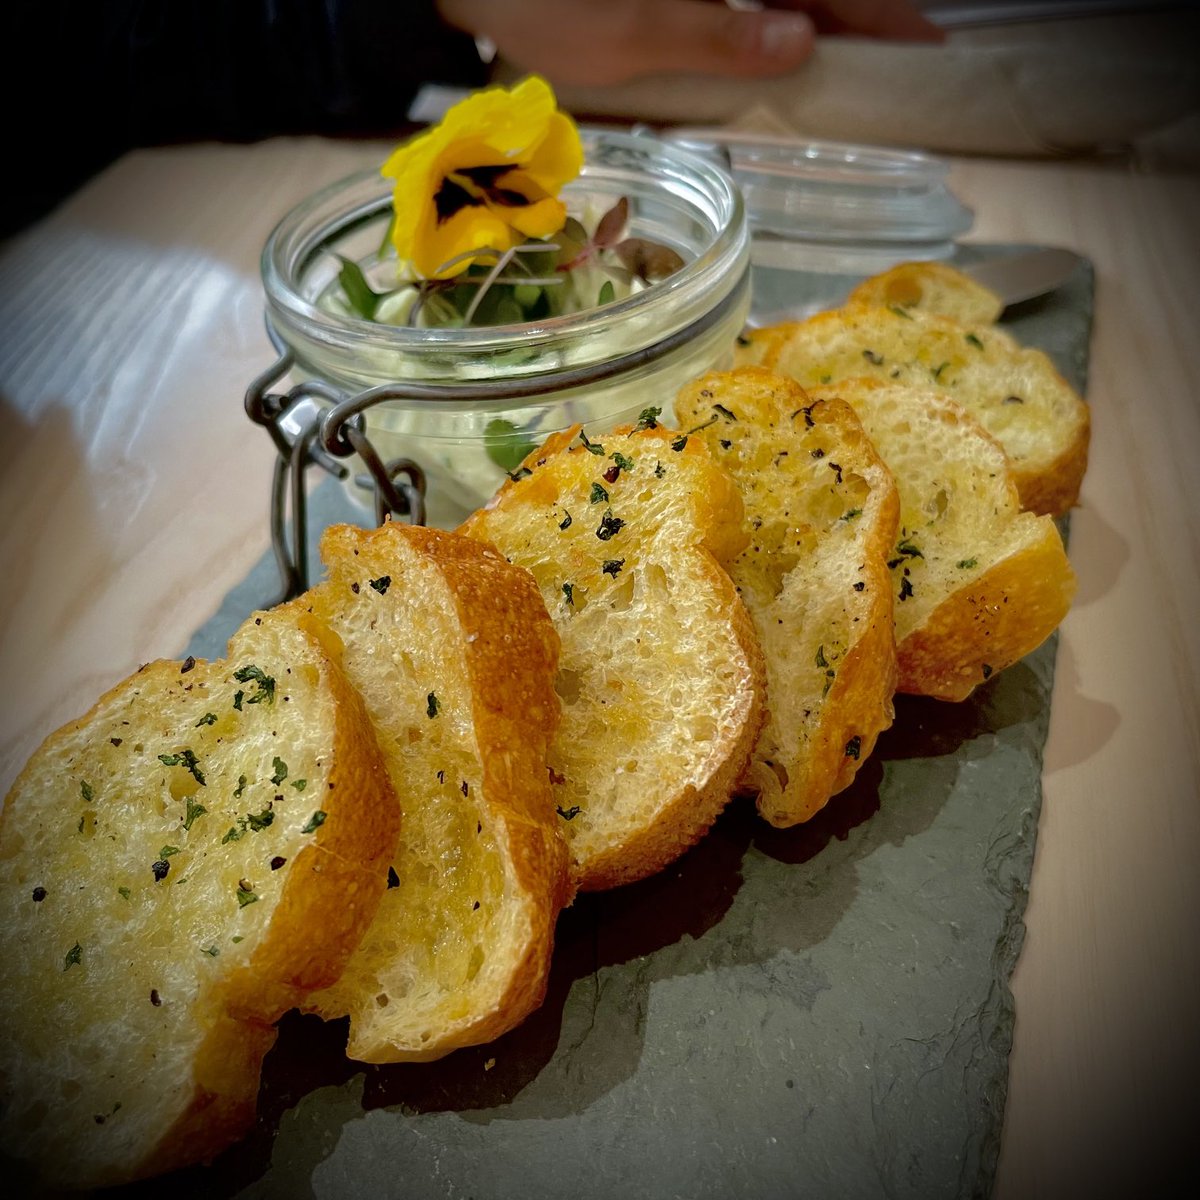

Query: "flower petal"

xmin=504 ymin=196 xmax=568 ymax=241
xmin=522 ymin=111 xmax=585 ymax=195
xmin=414 ymin=206 xmax=516 ymax=280
xmin=381 ymin=75 xmax=582 ymax=280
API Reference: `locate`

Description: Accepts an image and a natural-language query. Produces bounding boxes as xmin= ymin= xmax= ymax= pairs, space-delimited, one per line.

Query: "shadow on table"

xmin=111 ymin=652 xmax=1045 ymax=1198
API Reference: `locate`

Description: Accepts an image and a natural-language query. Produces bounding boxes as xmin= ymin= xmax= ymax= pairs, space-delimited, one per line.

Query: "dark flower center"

xmin=433 ymin=164 xmax=534 ymax=224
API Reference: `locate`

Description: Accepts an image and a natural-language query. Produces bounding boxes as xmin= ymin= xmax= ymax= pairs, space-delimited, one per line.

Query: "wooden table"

xmin=1 ymin=135 xmax=1196 ymax=1197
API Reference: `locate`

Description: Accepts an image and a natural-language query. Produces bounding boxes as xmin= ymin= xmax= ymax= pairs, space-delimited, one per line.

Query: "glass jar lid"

xmin=661 ymin=129 xmax=974 ymax=247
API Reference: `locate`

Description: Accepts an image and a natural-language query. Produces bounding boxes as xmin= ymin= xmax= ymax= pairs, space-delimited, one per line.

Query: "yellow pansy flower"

xmin=383 ymin=76 xmax=583 ymax=280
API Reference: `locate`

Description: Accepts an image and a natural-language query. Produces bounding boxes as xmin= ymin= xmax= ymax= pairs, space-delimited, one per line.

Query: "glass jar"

xmin=260 ymin=130 xmax=750 ymax=524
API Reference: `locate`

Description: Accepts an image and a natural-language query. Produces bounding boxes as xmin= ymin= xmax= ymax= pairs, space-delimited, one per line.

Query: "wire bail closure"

xmin=243 ymin=350 xmax=427 ymax=605
xmin=246 ymin=264 xmax=751 ymax=604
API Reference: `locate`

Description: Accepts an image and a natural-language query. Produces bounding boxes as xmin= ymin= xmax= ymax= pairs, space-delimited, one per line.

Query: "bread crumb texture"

xmin=461 ymin=420 xmax=766 ymax=890
xmin=0 ymin=607 xmax=396 ymax=1189
xmin=676 ymin=368 xmax=899 ymax=827
xmin=845 ymin=260 xmax=1005 ymax=326
xmin=735 ymin=304 xmax=1089 ymax=515
xmin=809 ymin=378 xmax=1077 ymax=701
xmin=303 ymin=522 xmax=570 ymax=1063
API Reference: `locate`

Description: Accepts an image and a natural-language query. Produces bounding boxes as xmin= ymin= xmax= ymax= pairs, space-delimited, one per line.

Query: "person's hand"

xmin=436 ymin=0 xmax=944 ymax=88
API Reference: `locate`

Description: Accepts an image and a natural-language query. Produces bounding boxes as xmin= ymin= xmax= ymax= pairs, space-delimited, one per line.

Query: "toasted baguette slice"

xmin=675 ymin=368 xmax=899 ymax=827
xmin=809 ymin=377 xmax=1077 ymax=701
xmin=0 ymin=607 xmax=397 ymax=1190
xmin=459 ymin=422 xmax=766 ymax=891
xmin=738 ymin=304 xmax=1090 ymax=516
xmin=845 ymin=260 xmax=1004 ymax=326
xmin=301 ymin=522 xmax=570 ymax=1063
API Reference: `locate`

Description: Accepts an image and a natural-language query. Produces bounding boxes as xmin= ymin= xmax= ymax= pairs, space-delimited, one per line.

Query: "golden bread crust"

xmin=676 ymin=367 xmax=899 ymax=826
xmin=461 ymin=421 xmax=767 ymax=890
xmin=302 ymin=521 xmax=569 ymax=1062
xmin=894 ymin=522 xmax=1077 ymax=701
xmin=750 ymin=305 xmax=1090 ymax=515
xmin=845 ymin=260 xmax=1005 ymax=326
xmin=0 ymin=607 xmax=397 ymax=1189
xmin=810 ymin=377 xmax=1077 ymax=701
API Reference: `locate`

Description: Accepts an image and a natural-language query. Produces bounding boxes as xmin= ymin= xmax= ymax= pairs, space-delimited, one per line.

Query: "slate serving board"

xmin=158 ymin=244 xmax=1093 ymax=1200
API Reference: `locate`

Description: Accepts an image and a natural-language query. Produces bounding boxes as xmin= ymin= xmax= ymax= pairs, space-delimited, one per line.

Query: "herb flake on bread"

xmin=810 ymin=377 xmax=1077 ymax=701
xmin=737 ymin=304 xmax=1089 ymax=516
xmin=460 ymin=420 xmax=766 ymax=890
xmin=301 ymin=522 xmax=571 ymax=1062
xmin=676 ymin=367 xmax=900 ymax=827
xmin=0 ymin=606 xmax=397 ymax=1189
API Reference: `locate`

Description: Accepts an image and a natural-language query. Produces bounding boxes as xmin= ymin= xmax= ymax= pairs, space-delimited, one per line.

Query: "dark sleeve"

xmin=4 ymin=0 xmax=488 ymax=234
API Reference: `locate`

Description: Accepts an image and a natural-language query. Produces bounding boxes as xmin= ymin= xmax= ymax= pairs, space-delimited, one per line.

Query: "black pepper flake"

xmin=596 ymin=510 xmax=625 ymax=541
xmin=151 ymin=859 xmax=170 ymax=881
xmin=853 ymin=581 xmax=866 ymax=592
xmin=387 ymin=866 xmax=400 ymax=889
xmin=828 ymin=462 xmax=843 ymax=484
xmin=507 ymin=466 xmax=533 ymax=482
xmin=109 ymin=737 xmax=122 ymax=747
xmin=150 ymin=989 xmax=161 ymax=1006
xmin=844 ymin=735 xmax=862 ymax=760
xmin=811 ymin=448 xmax=825 ymax=459
xmin=351 ymin=581 xmax=360 ymax=594
xmin=472 ymin=900 xmax=481 ymax=911
xmin=32 ymin=886 xmax=47 ymax=902
xmin=460 ymin=780 xmax=469 ymax=797
xmin=270 ymin=856 xmax=287 ymax=871
xmin=863 ymin=349 xmax=884 ymax=365
xmin=180 ymin=656 xmax=196 ymax=674
xmin=899 ymin=577 xmax=915 ymax=602
xmin=556 ymin=805 xmax=582 ymax=820
xmin=1004 ymin=395 xmax=1025 ymax=404
xmin=719 ymin=439 xmax=732 ymax=450
xmin=427 ymin=692 xmax=440 ymax=718
xmin=602 ymin=559 xmax=625 ymax=578
xmin=369 ymin=575 xmax=392 ymax=594
xmin=558 ymin=511 xmax=573 ymax=531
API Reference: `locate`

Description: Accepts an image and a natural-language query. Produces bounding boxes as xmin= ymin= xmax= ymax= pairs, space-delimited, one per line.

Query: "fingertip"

xmin=751 ymin=12 xmax=816 ymax=70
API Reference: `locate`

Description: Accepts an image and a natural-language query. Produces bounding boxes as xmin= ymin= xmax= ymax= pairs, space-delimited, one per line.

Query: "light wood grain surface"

xmin=1 ymin=136 xmax=1197 ymax=1197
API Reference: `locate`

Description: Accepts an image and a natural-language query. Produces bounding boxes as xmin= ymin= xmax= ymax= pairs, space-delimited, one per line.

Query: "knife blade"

xmin=962 ymin=247 xmax=1083 ymax=308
